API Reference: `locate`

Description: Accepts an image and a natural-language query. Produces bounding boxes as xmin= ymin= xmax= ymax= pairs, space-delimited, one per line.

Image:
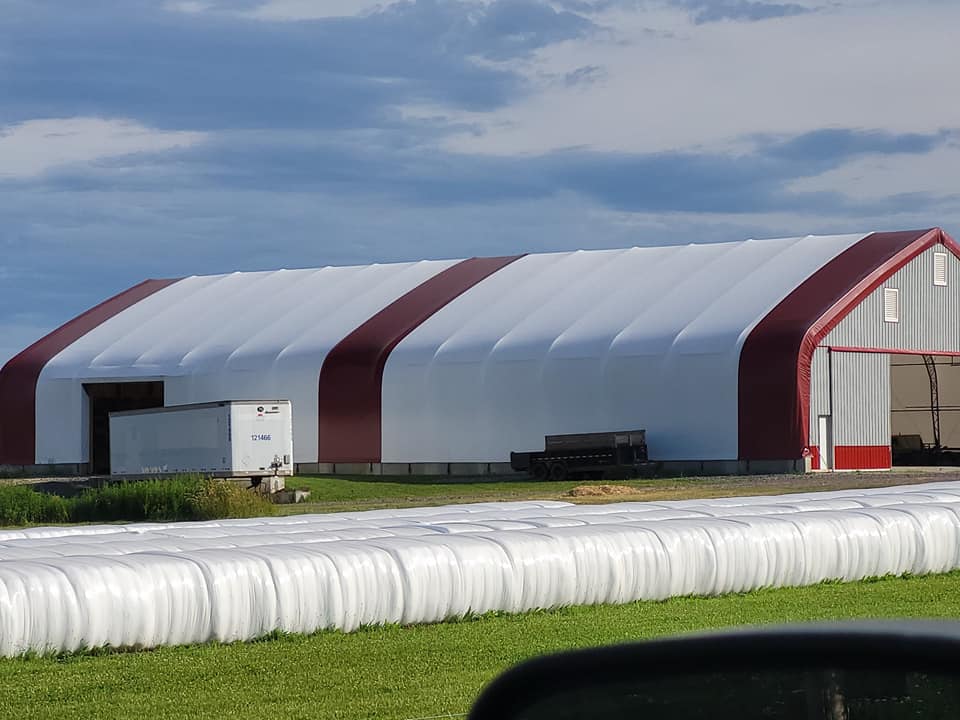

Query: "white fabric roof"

xmin=37 ymin=260 xmax=459 ymax=463
xmin=383 ymin=233 xmax=867 ymax=461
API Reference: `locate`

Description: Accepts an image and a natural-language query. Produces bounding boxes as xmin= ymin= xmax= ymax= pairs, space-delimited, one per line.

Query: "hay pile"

xmin=565 ymin=484 xmax=636 ymax=497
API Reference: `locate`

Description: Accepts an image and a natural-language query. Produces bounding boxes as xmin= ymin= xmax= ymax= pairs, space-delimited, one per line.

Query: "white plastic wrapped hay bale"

xmin=1 ymin=482 xmax=960 ymax=655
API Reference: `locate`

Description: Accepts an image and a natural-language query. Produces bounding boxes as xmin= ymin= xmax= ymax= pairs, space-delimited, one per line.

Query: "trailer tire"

xmin=532 ymin=462 xmax=548 ymax=480
xmin=549 ymin=462 xmax=568 ymax=482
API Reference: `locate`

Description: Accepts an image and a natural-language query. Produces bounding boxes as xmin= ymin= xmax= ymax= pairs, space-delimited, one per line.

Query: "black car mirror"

xmin=469 ymin=621 xmax=960 ymax=719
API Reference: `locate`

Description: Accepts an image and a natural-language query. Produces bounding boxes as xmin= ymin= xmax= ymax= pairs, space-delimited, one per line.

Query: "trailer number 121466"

xmin=251 ymin=434 xmax=273 ymax=441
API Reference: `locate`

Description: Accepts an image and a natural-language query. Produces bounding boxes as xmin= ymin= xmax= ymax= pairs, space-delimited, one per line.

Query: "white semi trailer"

xmin=109 ymin=400 xmax=293 ymax=489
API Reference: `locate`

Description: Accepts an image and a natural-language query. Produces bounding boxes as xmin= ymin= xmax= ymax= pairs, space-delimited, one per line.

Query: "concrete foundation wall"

xmin=657 ymin=459 xmax=804 ymax=476
xmin=0 ymin=463 xmax=87 ymax=478
xmin=292 ymin=459 xmax=805 ymax=477
xmin=293 ymin=461 xmax=524 ymax=477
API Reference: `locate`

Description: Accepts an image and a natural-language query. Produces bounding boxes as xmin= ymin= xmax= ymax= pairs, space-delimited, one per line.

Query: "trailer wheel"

xmin=532 ymin=462 xmax=548 ymax=480
xmin=549 ymin=462 xmax=568 ymax=482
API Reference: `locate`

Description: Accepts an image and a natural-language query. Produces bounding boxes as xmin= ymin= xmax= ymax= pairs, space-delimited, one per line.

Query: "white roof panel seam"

xmin=155 ymin=271 xmax=292 ymax=371
xmin=478 ymin=251 xmax=628 ymax=363
xmin=276 ymin=260 xmax=459 ymax=363
xmin=729 ymin=233 xmax=868 ymax=354
xmin=170 ymin=268 xmax=319 ymax=370
xmin=90 ymin=274 xmax=236 ymax=372
xmin=229 ymin=265 xmax=379 ymax=369
xmin=427 ymin=253 xmax=574 ymax=364
xmin=544 ymin=248 xmax=669 ymax=359
xmin=255 ymin=268 xmax=364 ymax=370
xmin=665 ymin=236 xmax=810 ymax=357
xmin=39 ymin=275 xmax=212 ymax=380
xmin=604 ymin=241 xmax=746 ymax=357
xmin=178 ymin=268 xmax=317 ymax=370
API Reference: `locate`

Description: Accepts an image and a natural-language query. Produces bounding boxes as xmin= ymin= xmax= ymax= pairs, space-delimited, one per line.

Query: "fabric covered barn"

xmin=1 ymin=227 xmax=958 ymax=475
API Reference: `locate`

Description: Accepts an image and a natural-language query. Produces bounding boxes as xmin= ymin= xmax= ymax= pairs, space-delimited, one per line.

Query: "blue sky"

xmin=2 ymin=0 xmax=959 ymax=366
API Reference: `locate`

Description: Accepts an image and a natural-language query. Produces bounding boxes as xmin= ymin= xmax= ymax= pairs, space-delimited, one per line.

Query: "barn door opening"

xmin=85 ymin=382 xmax=164 ymax=475
xmin=891 ymin=354 xmax=960 ymax=465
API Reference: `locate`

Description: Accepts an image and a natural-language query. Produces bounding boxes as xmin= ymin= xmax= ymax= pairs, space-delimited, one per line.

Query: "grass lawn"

xmin=281 ymin=470 xmax=960 ymax=514
xmin=2 ymin=571 xmax=959 ymax=720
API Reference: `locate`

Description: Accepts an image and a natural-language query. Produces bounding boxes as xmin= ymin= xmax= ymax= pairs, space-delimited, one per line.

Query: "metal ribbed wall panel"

xmin=809 ymin=346 xmax=831 ymax=442
xmin=832 ymin=351 xmax=890 ymax=446
xmin=825 ymin=246 xmax=960 ymax=351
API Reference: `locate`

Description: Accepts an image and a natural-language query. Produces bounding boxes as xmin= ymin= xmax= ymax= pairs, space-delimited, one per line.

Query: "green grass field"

xmin=2 ymin=571 xmax=959 ymax=720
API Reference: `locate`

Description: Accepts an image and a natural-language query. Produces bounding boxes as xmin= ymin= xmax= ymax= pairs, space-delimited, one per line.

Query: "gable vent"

xmin=883 ymin=287 xmax=900 ymax=323
xmin=934 ymin=252 xmax=948 ymax=286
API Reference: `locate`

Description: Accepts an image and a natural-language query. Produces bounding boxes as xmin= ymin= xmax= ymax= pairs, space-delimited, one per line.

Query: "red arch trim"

xmin=0 ymin=279 xmax=181 ymax=465
xmin=317 ymin=255 xmax=523 ymax=463
xmin=738 ymin=228 xmax=959 ymax=460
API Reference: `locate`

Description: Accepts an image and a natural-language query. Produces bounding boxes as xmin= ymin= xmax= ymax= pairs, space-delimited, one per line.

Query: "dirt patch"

xmin=566 ymin=484 xmax=637 ymax=497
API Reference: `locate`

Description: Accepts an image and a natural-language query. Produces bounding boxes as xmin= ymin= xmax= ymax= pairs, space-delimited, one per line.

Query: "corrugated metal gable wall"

xmin=808 ymin=350 xmax=890 ymax=469
xmin=824 ymin=246 xmax=960 ymax=350
xmin=808 ymin=346 xmax=833 ymax=468
xmin=809 ymin=245 xmax=960 ymax=469
xmin=831 ymin=351 xmax=890 ymax=446
xmin=809 ymin=346 xmax=831 ymax=441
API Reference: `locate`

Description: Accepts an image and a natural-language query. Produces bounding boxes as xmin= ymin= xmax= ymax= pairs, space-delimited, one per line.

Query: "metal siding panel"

xmin=832 ymin=352 xmax=889 ymax=446
xmin=825 ymin=246 xmax=960 ymax=351
xmin=809 ymin=346 xmax=831 ymax=443
xmin=822 ymin=245 xmax=960 ymax=471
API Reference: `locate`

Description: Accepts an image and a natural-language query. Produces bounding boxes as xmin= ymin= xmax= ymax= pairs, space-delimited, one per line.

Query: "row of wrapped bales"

xmin=1 ymin=483 xmax=960 ymax=655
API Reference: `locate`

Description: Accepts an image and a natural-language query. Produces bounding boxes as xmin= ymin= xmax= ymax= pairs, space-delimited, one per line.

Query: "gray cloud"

xmin=26 ymin=126 xmax=951 ymax=213
xmin=564 ymin=65 xmax=607 ymax=86
xmin=684 ymin=1 xmax=813 ymax=24
xmin=0 ymin=0 xmax=596 ymax=131
xmin=553 ymin=0 xmax=814 ymax=23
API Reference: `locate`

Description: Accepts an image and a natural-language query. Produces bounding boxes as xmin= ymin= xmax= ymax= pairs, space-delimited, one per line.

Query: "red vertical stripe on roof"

xmin=317 ymin=255 xmax=523 ymax=463
xmin=0 ymin=279 xmax=181 ymax=465
xmin=738 ymin=228 xmax=959 ymax=461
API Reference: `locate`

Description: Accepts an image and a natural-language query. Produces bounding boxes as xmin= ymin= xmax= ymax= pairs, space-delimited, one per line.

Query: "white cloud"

xmin=242 ymin=0 xmax=399 ymax=20
xmin=0 ymin=118 xmax=206 ymax=179
xmin=436 ymin=1 xmax=960 ymax=155
xmin=161 ymin=0 xmax=404 ymax=20
xmin=162 ymin=0 xmax=214 ymax=13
